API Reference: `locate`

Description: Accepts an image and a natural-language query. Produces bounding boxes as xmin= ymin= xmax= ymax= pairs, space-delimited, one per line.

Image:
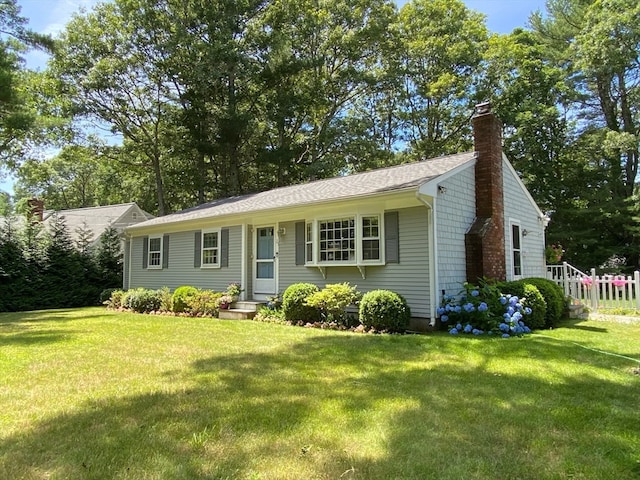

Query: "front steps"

xmin=218 ymin=300 xmax=265 ymax=320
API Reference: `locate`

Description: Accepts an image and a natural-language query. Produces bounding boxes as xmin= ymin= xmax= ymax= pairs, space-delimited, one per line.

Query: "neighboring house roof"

xmin=127 ymin=152 xmax=476 ymax=232
xmin=44 ymin=203 xmax=154 ymax=246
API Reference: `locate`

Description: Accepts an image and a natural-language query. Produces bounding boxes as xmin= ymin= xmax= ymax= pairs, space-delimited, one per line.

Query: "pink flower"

xmin=612 ymin=278 xmax=627 ymax=288
xmin=581 ymin=277 xmax=593 ymax=286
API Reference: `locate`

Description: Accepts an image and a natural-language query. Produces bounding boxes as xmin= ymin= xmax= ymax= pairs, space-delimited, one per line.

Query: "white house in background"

xmin=123 ymin=103 xmax=548 ymax=328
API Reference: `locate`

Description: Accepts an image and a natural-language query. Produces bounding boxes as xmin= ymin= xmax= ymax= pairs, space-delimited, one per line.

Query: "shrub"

xmin=104 ymin=289 xmax=125 ymax=309
xmin=190 ymin=289 xmax=223 ymax=317
xmin=282 ymin=283 xmax=321 ymax=322
xmin=122 ymin=288 xmax=163 ymax=313
xmin=171 ymin=286 xmax=199 ymax=313
xmin=157 ymin=287 xmax=173 ymax=312
xmin=500 ymin=281 xmax=547 ymax=330
xmin=305 ymin=282 xmax=361 ymax=325
xmin=100 ymin=288 xmax=119 ymax=305
xmin=359 ymin=290 xmax=411 ymax=333
xmin=521 ymin=277 xmax=566 ymax=328
xmin=439 ymin=281 xmax=535 ymax=336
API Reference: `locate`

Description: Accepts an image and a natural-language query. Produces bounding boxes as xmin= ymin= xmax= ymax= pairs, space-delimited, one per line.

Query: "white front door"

xmin=254 ymin=226 xmax=276 ymax=296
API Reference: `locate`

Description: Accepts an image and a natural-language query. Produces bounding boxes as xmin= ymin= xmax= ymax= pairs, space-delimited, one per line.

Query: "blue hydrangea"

xmin=440 ymin=315 xmax=449 ymax=322
xmin=471 ymin=290 xmax=480 ymax=297
xmin=502 ymin=333 xmax=511 ymax=338
xmin=437 ymin=306 xmax=446 ymax=315
xmin=463 ymin=324 xmax=473 ymax=333
xmin=478 ymin=302 xmax=488 ymax=312
xmin=499 ymin=323 xmax=509 ymax=332
xmin=456 ymin=323 xmax=463 ymax=331
xmin=463 ymin=303 xmax=475 ymax=313
xmin=524 ymin=307 xmax=532 ymax=315
xmin=449 ymin=328 xmax=459 ymax=335
xmin=500 ymin=296 xmax=508 ymax=305
xmin=509 ymin=296 xmax=519 ymax=306
xmin=454 ymin=305 xmax=462 ymax=313
xmin=503 ymin=313 xmax=511 ymax=320
xmin=512 ymin=311 xmax=523 ymax=322
xmin=507 ymin=306 xmax=515 ymax=315
xmin=472 ymin=328 xmax=484 ymax=335
xmin=523 ymin=326 xmax=531 ymax=333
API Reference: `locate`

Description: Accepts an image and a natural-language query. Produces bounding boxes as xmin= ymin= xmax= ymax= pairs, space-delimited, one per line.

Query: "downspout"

xmin=126 ymin=234 xmax=132 ymax=290
xmin=417 ymin=193 xmax=439 ymax=326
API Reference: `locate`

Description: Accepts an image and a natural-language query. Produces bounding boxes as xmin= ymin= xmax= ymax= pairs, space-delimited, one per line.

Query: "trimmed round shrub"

xmin=522 ymin=277 xmax=566 ymax=328
xmin=359 ymin=290 xmax=411 ymax=332
xmin=282 ymin=283 xmax=321 ymax=322
xmin=500 ymin=281 xmax=546 ymax=330
xmin=171 ymin=286 xmax=199 ymax=313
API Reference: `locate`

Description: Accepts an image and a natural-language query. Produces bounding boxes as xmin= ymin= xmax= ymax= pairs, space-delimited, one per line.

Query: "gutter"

xmin=416 ymin=192 xmax=439 ymax=327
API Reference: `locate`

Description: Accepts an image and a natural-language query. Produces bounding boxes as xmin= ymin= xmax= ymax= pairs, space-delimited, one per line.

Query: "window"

xmin=201 ymin=229 xmax=220 ymax=267
xmin=511 ymin=223 xmax=522 ymax=278
xmin=304 ymin=214 xmax=383 ymax=265
xmin=319 ymin=218 xmax=355 ymax=262
xmin=361 ymin=216 xmax=380 ymax=261
xmin=148 ymin=236 xmax=162 ymax=268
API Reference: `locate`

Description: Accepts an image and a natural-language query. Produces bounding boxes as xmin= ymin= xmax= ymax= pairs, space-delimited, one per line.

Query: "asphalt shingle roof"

xmin=127 ymin=152 xmax=475 ymax=231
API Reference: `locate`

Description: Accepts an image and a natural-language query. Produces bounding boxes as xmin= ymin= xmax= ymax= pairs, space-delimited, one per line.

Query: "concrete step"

xmin=233 ymin=300 xmax=266 ymax=311
xmin=218 ymin=308 xmax=257 ymax=320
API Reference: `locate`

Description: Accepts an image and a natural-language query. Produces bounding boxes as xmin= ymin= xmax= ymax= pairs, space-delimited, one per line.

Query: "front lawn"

xmin=1 ymin=308 xmax=638 ymax=479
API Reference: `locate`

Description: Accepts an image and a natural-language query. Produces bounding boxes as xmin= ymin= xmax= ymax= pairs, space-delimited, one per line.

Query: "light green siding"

xmin=276 ymin=206 xmax=431 ymax=318
xmin=128 ymin=226 xmax=242 ymax=292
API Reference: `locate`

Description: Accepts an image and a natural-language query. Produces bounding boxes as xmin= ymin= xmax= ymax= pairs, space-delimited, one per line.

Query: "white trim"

xmin=509 ymin=219 xmax=523 ymax=280
xmin=253 ymin=224 xmax=277 ymax=297
xmin=241 ymin=224 xmax=247 ymax=301
xmin=147 ymin=235 xmax=163 ymax=269
xmin=200 ymin=228 xmax=222 ymax=268
xmin=417 ymin=193 xmax=438 ymax=325
xmin=305 ymin=212 xmax=385 ymax=267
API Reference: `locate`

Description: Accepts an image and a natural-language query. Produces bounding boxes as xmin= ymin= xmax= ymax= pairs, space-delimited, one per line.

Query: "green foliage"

xmin=189 ymin=290 xmax=223 ymax=317
xmin=500 ymin=281 xmax=547 ymax=330
xmin=521 ymin=277 xmax=566 ymax=328
xmin=100 ymin=288 xmax=119 ymax=304
xmin=305 ymin=283 xmax=361 ymax=324
xmin=157 ymin=287 xmax=173 ymax=313
xmin=122 ymin=288 xmax=163 ymax=313
xmin=358 ymin=290 xmax=410 ymax=332
xmin=282 ymin=283 xmax=321 ymax=322
xmin=171 ymin=286 xmax=200 ymax=313
xmin=104 ymin=289 xmax=125 ymax=309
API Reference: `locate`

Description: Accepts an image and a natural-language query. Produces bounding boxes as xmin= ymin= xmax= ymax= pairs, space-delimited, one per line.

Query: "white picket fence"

xmin=547 ymin=262 xmax=640 ymax=311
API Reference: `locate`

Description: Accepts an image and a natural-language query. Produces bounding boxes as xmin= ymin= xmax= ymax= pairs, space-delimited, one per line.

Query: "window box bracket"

xmin=357 ymin=265 xmax=366 ymax=279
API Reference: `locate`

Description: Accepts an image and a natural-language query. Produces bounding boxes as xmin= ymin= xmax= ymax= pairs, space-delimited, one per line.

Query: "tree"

xmin=95 ymin=225 xmax=122 ymax=288
xmin=393 ymin=0 xmax=488 ymax=158
xmin=0 ymin=0 xmax=54 ymax=169
xmin=529 ymin=0 xmax=640 ymax=270
xmin=52 ymin=2 xmax=178 ymax=215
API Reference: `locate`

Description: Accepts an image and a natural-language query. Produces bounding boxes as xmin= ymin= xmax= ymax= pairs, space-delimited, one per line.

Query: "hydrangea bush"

xmin=438 ymin=282 xmax=532 ymax=338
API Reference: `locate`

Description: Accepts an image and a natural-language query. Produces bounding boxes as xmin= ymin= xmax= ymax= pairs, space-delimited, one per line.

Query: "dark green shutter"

xmin=220 ymin=228 xmax=229 ymax=267
xmin=194 ymin=231 xmax=202 ymax=268
xmin=162 ymin=234 xmax=170 ymax=269
xmin=142 ymin=236 xmax=149 ymax=269
xmin=384 ymin=211 xmax=399 ymax=264
xmin=295 ymin=221 xmax=305 ymax=265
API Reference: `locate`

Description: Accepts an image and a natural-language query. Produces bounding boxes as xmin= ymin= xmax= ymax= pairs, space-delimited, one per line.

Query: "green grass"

xmin=1 ymin=308 xmax=639 ymax=480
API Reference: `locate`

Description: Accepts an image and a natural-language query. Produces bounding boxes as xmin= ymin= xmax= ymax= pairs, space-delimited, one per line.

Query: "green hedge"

xmin=499 ymin=281 xmax=546 ymax=330
xmin=520 ymin=277 xmax=566 ymax=328
xmin=282 ymin=283 xmax=321 ymax=322
xmin=359 ymin=290 xmax=411 ymax=332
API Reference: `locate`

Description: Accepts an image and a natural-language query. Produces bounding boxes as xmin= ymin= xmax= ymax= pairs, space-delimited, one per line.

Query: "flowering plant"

xmin=226 ymin=282 xmax=243 ymax=297
xmin=580 ymin=276 xmax=593 ymax=287
xmin=438 ymin=281 xmax=532 ymax=338
xmin=216 ymin=294 xmax=234 ymax=308
xmin=545 ymin=244 xmax=564 ymax=264
xmin=611 ymin=277 xmax=627 ymax=288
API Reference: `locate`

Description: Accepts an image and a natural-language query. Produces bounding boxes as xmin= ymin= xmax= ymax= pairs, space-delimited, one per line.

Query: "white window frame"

xmin=510 ymin=221 xmax=523 ymax=279
xmin=148 ymin=235 xmax=162 ymax=269
xmin=306 ymin=213 xmax=384 ymax=266
xmin=201 ymin=228 xmax=221 ymax=268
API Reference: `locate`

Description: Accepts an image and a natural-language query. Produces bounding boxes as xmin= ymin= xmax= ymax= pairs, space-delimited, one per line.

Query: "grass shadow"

xmin=0 ymin=332 xmax=638 ymax=479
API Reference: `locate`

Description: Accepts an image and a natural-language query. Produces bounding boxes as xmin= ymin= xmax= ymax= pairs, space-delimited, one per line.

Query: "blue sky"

xmin=3 ymin=0 xmax=547 ymax=194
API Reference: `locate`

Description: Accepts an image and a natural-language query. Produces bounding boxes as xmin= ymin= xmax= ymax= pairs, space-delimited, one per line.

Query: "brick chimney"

xmin=465 ymin=102 xmax=506 ymax=282
xmin=28 ymin=198 xmax=44 ymax=222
